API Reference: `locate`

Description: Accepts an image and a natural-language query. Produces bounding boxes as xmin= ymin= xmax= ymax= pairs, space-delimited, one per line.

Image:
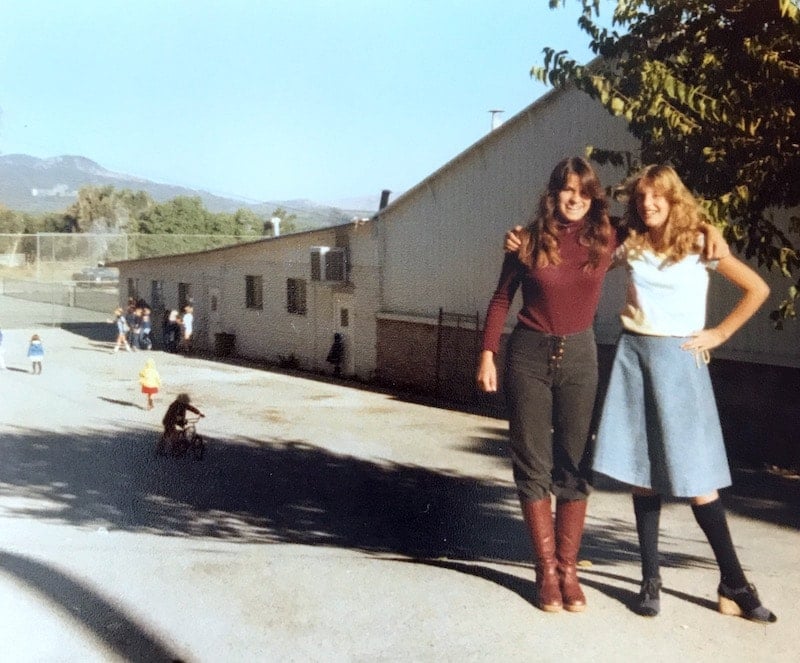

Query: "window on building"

xmin=245 ymin=275 xmax=264 ymax=309
xmin=310 ymin=247 xmax=347 ymax=282
xmin=178 ymin=283 xmax=192 ymax=309
xmin=287 ymin=278 xmax=307 ymax=315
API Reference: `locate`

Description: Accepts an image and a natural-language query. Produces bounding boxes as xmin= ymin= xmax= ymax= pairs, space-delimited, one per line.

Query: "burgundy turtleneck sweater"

xmin=481 ymin=223 xmax=617 ymax=353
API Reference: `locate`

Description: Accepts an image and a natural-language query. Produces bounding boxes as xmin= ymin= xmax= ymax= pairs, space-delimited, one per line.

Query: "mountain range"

xmin=0 ymin=154 xmax=379 ymax=228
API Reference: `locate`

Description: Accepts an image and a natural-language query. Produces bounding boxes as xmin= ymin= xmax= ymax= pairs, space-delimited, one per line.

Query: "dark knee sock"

xmin=633 ymin=494 xmax=662 ymax=580
xmin=691 ymin=498 xmax=747 ymax=588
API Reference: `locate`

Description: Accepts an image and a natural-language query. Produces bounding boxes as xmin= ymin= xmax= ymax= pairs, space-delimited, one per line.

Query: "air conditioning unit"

xmin=310 ymin=247 xmax=347 ymax=282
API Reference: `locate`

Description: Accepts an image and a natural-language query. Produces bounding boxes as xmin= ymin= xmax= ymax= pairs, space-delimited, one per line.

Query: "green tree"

xmin=137 ymin=196 xmax=210 ymax=235
xmin=67 ymin=185 xmax=117 ymax=232
xmin=534 ymin=0 xmax=800 ymax=322
xmin=231 ymin=208 xmax=264 ymax=237
xmin=206 ymin=210 xmax=236 ymax=235
xmin=66 ymin=185 xmax=154 ymax=233
xmin=113 ymin=189 xmax=155 ymax=233
xmin=0 ymin=205 xmax=25 ymax=234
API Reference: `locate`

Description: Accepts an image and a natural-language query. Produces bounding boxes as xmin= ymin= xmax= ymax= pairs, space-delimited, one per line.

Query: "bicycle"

xmin=155 ymin=416 xmax=206 ymax=460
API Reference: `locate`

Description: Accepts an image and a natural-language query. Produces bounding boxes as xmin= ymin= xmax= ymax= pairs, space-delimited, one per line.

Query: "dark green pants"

xmin=504 ymin=325 xmax=597 ymax=502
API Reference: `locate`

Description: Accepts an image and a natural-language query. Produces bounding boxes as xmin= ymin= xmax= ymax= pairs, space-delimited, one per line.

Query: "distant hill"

xmin=0 ymin=153 xmax=377 ymax=228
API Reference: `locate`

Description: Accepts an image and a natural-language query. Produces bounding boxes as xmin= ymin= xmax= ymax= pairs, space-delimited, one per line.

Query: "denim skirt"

xmin=592 ymin=332 xmax=731 ymax=497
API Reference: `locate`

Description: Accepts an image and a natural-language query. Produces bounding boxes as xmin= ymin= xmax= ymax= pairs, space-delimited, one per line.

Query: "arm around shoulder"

xmin=504 ymin=226 xmax=524 ymax=253
xmin=700 ymin=223 xmax=730 ymax=261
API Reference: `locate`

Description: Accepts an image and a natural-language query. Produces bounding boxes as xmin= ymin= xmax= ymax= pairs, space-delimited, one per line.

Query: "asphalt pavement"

xmin=0 ymin=295 xmax=797 ymax=662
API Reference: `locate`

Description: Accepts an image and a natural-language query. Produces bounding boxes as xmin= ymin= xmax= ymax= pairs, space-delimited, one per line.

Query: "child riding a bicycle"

xmin=160 ymin=393 xmax=205 ymax=454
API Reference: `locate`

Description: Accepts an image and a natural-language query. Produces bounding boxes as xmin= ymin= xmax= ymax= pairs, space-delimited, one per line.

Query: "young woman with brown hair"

xmin=477 ymin=157 xmax=615 ymax=612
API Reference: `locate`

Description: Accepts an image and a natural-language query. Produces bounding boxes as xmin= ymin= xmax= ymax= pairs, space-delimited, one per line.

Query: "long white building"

xmin=113 ymin=85 xmax=800 ymax=410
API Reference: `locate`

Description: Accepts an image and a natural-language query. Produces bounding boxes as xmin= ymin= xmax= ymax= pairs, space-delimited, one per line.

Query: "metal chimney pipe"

xmin=489 ymin=109 xmax=504 ymax=130
xmin=379 ymin=190 xmax=391 ymax=210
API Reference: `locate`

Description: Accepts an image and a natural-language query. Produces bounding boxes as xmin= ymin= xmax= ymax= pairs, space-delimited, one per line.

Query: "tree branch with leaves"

xmin=534 ymin=0 xmax=800 ymax=324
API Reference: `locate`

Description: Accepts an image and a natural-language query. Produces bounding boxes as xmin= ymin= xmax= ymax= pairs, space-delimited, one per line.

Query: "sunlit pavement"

xmin=0 ymin=300 xmax=797 ymax=661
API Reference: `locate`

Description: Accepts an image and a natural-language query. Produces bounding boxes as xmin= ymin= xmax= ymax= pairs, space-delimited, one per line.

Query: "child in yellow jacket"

xmin=138 ymin=358 xmax=161 ymax=410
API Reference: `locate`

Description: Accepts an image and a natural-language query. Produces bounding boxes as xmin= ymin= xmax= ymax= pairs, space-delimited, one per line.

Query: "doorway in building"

xmin=334 ymin=295 xmax=354 ymax=376
xmin=207 ymin=286 xmax=221 ymax=349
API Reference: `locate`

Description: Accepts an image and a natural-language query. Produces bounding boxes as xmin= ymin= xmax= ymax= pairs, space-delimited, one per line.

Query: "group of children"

xmin=111 ymin=300 xmax=154 ymax=353
xmin=0 ymin=312 xmax=203 ymax=460
xmin=113 ymin=302 xmax=194 ymax=354
xmin=163 ymin=305 xmax=194 ymax=354
xmin=110 ymin=300 xmax=203 ymax=442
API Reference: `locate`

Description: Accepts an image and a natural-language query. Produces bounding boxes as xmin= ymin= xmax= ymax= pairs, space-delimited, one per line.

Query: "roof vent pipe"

xmin=379 ymin=189 xmax=391 ymax=210
xmin=489 ymin=109 xmax=504 ymax=130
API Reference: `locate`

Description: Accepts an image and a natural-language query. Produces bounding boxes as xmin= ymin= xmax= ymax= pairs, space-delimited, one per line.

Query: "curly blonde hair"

xmin=519 ymin=157 xmax=612 ymax=270
xmin=621 ymin=164 xmax=706 ymax=263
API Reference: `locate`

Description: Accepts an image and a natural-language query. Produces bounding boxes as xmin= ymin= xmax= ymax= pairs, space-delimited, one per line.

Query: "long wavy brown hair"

xmin=519 ymin=157 xmax=612 ymax=269
xmin=621 ymin=164 xmax=705 ymax=263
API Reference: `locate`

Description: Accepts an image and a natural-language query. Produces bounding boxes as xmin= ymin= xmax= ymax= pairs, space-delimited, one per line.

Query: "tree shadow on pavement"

xmin=0 ymin=425 xmax=755 ymax=617
xmin=0 ymin=426 xmax=721 ymax=572
xmin=462 ymin=428 xmax=800 ymax=535
xmin=722 ymin=468 xmax=800 ymax=528
xmin=0 ymin=550 xmax=184 ymax=663
xmin=60 ymin=322 xmax=113 ymax=343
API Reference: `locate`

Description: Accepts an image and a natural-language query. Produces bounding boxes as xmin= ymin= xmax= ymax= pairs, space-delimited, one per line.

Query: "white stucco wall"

xmin=114 ymin=223 xmax=381 ymax=378
xmin=376 ymin=86 xmax=635 ymax=321
xmin=114 ymin=84 xmax=799 ymax=374
xmin=374 ymin=86 xmax=799 ymax=368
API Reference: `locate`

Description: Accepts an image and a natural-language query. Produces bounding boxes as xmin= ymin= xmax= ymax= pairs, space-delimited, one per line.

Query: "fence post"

xmin=435 ymin=307 xmax=444 ymax=395
xmin=475 ymin=310 xmax=480 ymax=362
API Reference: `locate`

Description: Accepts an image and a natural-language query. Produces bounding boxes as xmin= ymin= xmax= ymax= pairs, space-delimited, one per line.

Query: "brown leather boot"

xmin=522 ymin=498 xmax=562 ymax=612
xmin=555 ymin=499 xmax=588 ymax=612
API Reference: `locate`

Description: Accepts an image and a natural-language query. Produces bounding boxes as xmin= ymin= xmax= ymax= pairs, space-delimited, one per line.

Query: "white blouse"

xmin=614 ymin=238 xmax=718 ymax=337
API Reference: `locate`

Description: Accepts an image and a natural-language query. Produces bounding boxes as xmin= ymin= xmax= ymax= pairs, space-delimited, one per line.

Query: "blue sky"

xmin=0 ymin=1 xmax=609 ymax=205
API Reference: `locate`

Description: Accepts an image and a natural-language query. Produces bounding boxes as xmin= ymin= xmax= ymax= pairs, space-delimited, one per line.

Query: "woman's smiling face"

xmin=556 ymin=173 xmax=591 ymax=223
xmin=635 ymin=183 xmax=671 ymax=231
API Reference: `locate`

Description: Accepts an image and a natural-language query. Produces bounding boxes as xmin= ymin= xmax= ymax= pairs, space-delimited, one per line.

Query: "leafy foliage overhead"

xmin=534 ymin=0 xmax=800 ymax=322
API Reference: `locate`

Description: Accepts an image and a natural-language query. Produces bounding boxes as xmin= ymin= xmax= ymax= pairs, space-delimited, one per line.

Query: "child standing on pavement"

xmin=180 ymin=305 xmax=194 ymax=354
xmin=27 ymin=334 xmax=44 ymax=374
xmin=138 ymin=358 xmax=161 ymax=410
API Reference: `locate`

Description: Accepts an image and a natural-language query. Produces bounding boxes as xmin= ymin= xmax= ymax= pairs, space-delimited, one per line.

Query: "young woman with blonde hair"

xmin=592 ymin=165 xmax=776 ymax=622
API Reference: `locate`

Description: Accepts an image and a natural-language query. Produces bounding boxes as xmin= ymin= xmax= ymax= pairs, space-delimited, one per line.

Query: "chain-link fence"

xmin=0 ymin=232 xmax=261 ymax=316
xmin=0 ymin=232 xmax=261 ymax=278
xmin=1 ymin=277 xmax=119 ymax=315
